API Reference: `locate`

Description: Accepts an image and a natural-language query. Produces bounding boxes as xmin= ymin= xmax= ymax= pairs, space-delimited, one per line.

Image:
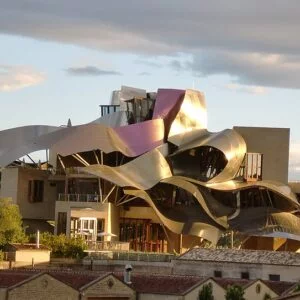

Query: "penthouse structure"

xmin=0 ymin=86 xmax=299 ymax=253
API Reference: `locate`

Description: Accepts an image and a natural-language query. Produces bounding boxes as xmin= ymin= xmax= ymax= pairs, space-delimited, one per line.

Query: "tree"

xmin=0 ymin=198 xmax=26 ymax=247
xmin=36 ymin=232 xmax=87 ymax=259
xmin=225 ymin=285 xmax=245 ymax=300
xmin=199 ymin=283 xmax=214 ymax=300
xmin=264 ymin=293 xmax=272 ymax=300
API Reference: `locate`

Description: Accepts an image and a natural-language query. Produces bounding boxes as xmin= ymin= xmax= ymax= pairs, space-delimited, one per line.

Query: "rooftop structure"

xmin=0 ymin=269 xmax=298 ymax=300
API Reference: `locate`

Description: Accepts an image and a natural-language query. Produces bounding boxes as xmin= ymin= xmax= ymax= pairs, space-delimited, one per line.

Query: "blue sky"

xmin=1 ymin=1 xmax=300 ymax=179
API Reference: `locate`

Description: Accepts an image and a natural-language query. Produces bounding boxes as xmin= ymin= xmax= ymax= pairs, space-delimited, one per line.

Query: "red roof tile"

xmin=115 ymin=273 xmax=204 ymax=295
xmin=9 ymin=243 xmax=50 ymax=251
xmin=0 ymin=271 xmax=34 ymax=288
xmin=262 ymin=280 xmax=297 ymax=296
xmin=214 ymin=277 xmax=250 ymax=289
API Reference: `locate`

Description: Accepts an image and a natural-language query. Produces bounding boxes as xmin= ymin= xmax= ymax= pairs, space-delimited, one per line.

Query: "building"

xmin=173 ymin=247 xmax=300 ymax=282
xmin=0 ymin=86 xmax=299 ymax=253
xmin=0 ymin=269 xmax=298 ymax=300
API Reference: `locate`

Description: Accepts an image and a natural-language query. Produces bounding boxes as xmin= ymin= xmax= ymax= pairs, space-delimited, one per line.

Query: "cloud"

xmin=138 ymin=72 xmax=151 ymax=76
xmin=0 ymin=65 xmax=45 ymax=92
xmin=66 ymin=66 xmax=122 ymax=76
xmin=2 ymin=1 xmax=300 ymax=88
xmin=225 ymin=83 xmax=267 ymax=95
xmin=289 ymin=142 xmax=300 ymax=180
xmin=169 ymin=60 xmax=186 ymax=72
xmin=190 ymin=51 xmax=300 ymax=89
xmin=135 ymin=60 xmax=163 ymax=68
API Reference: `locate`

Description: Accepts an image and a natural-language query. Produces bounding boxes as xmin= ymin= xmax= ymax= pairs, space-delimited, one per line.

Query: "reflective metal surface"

xmin=80 ymin=148 xmax=172 ymax=190
xmin=124 ymin=188 xmax=222 ymax=244
xmin=0 ymin=87 xmax=299 ymax=244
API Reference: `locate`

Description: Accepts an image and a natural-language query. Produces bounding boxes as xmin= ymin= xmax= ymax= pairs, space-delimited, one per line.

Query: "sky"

xmin=0 ymin=1 xmax=300 ymax=179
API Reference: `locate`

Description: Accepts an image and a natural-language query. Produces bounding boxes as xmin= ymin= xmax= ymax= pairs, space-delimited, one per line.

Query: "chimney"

xmin=36 ymin=230 xmax=40 ymax=249
xmin=124 ymin=264 xmax=132 ymax=284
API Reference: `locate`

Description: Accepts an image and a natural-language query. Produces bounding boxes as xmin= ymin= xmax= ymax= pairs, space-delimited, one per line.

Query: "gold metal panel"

xmin=161 ymin=177 xmax=228 ymax=228
xmin=171 ymin=129 xmax=247 ymax=183
xmin=124 ymin=188 xmax=221 ymax=244
xmin=80 ymin=148 xmax=172 ymax=190
xmin=178 ymin=176 xmax=300 ymax=209
xmin=168 ymin=89 xmax=207 ymax=144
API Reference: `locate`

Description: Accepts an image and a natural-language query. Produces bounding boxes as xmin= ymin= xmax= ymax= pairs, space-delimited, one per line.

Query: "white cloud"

xmin=0 ymin=65 xmax=45 ymax=92
xmin=225 ymin=83 xmax=267 ymax=95
xmin=190 ymin=51 xmax=300 ymax=89
xmin=289 ymin=142 xmax=300 ymax=179
xmin=2 ymin=1 xmax=300 ymax=89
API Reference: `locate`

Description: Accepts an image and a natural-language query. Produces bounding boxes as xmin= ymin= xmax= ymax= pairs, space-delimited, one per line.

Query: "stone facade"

xmin=7 ymin=273 xmax=78 ymax=300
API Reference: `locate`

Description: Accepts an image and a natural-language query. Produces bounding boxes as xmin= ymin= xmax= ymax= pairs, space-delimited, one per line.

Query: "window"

xmin=57 ymin=212 xmax=67 ymax=235
xmin=245 ymin=153 xmax=263 ymax=182
xmin=269 ymin=274 xmax=280 ymax=281
xmin=241 ymin=272 xmax=249 ymax=279
xmin=214 ymin=271 xmax=222 ymax=278
xmin=28 ymin=180 xmax=44 ymax=202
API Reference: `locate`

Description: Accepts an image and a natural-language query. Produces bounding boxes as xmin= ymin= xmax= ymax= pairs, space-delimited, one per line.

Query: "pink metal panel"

xmin=111 ymin=119 xmax=164 ymax=156
xmin=152 ymin=89 xmax=185 ymax=120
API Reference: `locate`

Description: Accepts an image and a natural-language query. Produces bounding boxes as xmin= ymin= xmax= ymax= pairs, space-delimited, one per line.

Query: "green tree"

xmin=199 ymin=283 xmax=214 ymax=300
xmin=293 ymin=284 xmax=300 ymax=293
xmin=225 ymin=285 xmax=245 ymax=300
xmin=36 ymin=232 xmax=87 ymax=259
xmin=263 ymin=293 xmax=272 ymax=300
xmin=0 ymin=198 xmax=26 ymax=247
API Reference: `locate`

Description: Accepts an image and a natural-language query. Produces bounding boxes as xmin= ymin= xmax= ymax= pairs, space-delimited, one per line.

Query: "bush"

xmin=199 ymin=283 xmax=214 ymax=300
xmin=30 ymin=232 xmax=87 ymax=259
xmin=225 ymin=285 xmax=245 ymax=300
xmin=0 ymin=198 xmax=27 ymax=247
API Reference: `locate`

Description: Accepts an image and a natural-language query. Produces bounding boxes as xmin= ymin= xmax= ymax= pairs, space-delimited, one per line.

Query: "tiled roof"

xmin=178 ymin=248 xmax=300 ymax=266
xmin=262 ymin=280 xmax=297 ymax=296
xmin=9 ymin=243 xmax=50 ymax=251
xmin=0 ymin=269 xmax=297 ymax=297
xmin=115 ymin=273 xmax=204 ymax=295
xmin=0 ymin=271 xmax=34 ymax=288
xmin=214 ymin=278 xmax=250 ymax=289
xmin=49 ymin=271 xmax=102 ymax=290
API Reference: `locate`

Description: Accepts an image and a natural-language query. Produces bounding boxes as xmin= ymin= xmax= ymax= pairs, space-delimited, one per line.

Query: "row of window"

xmin=214 ymin=270 xmax=280 ymax=281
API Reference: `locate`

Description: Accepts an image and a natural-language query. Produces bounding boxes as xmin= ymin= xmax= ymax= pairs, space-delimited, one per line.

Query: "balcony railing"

xmin=86 ymin=241 xmax=130 ymax=252
xmin=58 ymin=193 xmax=100 ymax=202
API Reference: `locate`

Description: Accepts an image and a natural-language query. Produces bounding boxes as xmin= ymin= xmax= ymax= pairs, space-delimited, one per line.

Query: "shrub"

xmin=31 ymin=232 xmax=87 ymax=259
xmin=225 ymin=285 xmax=245 ymax=300
xmin=199 ymin=282 xmax=214 ymax=300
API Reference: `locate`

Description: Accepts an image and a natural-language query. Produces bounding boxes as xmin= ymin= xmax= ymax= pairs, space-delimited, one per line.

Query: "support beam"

xmin=116 ymin=196 xmax=137 ymax=206
xmin=57 ymin=155 xmax=66 ymax=172
xmin=75 ymin=153 xmax=90 ymax=166
xmin=102 ymin=185 xmax=116 ymax=203
xmin=26 ymin=154 xmax=38 ymax=167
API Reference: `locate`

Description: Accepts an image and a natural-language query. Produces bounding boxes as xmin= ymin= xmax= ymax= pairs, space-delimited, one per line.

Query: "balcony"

xmin=58 ymin=193 xmax=100 ymax=202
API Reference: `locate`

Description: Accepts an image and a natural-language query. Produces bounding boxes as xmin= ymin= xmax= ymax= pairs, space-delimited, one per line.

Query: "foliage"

xmin=225 ymin=285 xmax=245 ymax=300
xmin=263 ymin=293 xmax=272 ymax=300
xmin=199 ymin=283 xmax=214 ymax=300
xmin=0 ymin=198 xmax=27 ymax=247
xmin=32 ymin=232 xmax=87 ymax=259
xmin=293 ymin=284 xmax=300 ymax=293
xmin=217 ymin=231 xmax=242 ymax=249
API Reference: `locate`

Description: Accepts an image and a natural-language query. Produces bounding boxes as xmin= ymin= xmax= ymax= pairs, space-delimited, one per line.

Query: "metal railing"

xmin=58 ymin=193 xmax=100 ymax=202
xmin=86 ymin=241 xmax=130 ymax=252
xmin=85 ymin=250 xmax=175 ymax=262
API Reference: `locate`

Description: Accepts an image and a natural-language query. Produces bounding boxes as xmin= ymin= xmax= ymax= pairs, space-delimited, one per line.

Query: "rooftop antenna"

xmin=36 ymin=230 xmax=40 ymax=249
xmin=67 ymin=118 xmax=72 ymax=127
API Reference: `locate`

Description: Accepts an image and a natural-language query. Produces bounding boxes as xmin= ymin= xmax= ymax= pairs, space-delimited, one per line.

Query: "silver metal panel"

xmin=91 ymin=111 xmax=128 ymax=127
xmin=0 ymin=125 xmax=62 ymax=167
